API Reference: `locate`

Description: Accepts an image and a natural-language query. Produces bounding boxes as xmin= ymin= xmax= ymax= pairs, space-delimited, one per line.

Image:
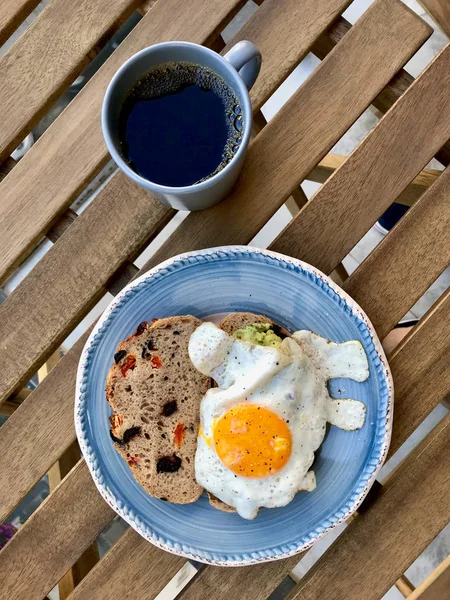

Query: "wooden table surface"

xmin=0 ymin=0 xmax=449 ymax=599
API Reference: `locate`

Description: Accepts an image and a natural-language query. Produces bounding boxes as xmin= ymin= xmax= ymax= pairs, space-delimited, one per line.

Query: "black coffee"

xmin=118 ymin=62 xmax=243 ymax=187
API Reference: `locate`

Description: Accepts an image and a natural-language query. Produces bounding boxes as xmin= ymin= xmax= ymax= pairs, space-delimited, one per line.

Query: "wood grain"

xmin=0 ymin=172 xmax=173 ymax=403
xmin=408 ymin=554 xmax=450 ymax=600
xmin=0 ymin=330 xmax=89 ymax=521
xmin=285 ymin=414 xmax=450 ymax=600
xmin=0 ymin=460 xmax=115 ymax=600
xmin=45 ymin=206 xmax=141 ymax=296
xmin=418 ymin=0 xmax=450 ymax=36
xmin=0 ymin=0 xmax=142 ymax=162
xmin=312 ymin=16 xmax=450 ymax=167
xmin=40 ymin=346 xmax=99 ymax=600
xmin=307 ymin=153 xmax=441 ymax=207
xmin=0 ymin=0 xmax=354 ymax=400
xmin=180 ymin=554 xmax=305 ymax=600
xmin=0 ymin=0 xmax=40 ymax=45
xmin=343 ymin=165 xmax=450 ymax=339
xmin=387 ymin=288 xmax=450 ymax=458
xmin=0 ymin=0 xmax=245 ymax=284
xmin=395 ymin=575 xmax=415 ymax=597
xmin=227 ymin=0 xmax=353 ymax=111
xmin=47 ymin=441 xmax=100 ymax=599
xmin=67 ymin=528 xmax=185 ymax=600
xmin=141 ymin=0 xmax=430 ymax=274
xmin=271 ymin=45 xmax=450 ymax=275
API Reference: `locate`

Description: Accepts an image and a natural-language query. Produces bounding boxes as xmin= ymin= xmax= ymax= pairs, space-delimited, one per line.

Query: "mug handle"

xmin=223 ymin=40 xmax=261 ymax=91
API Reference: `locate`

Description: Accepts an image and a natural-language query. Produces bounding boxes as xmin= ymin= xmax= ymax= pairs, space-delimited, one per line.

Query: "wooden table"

xmin=0 ymin=0 xmax=449 ymax=598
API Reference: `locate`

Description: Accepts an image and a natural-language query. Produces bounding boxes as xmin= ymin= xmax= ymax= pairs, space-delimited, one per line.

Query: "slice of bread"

xmin=106 ymin=316 xmax=210 ymax=504
xmin=208 ymin=312 xmax=290 ymax=514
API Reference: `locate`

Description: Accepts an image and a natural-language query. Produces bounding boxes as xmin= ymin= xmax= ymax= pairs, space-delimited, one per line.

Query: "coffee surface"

xmin=119 ymin=62 xmax=243 ymax=187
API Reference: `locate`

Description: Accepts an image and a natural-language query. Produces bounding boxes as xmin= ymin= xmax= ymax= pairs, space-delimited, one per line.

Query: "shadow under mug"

xmin=102 ymin=40 xmax=261 ymax=211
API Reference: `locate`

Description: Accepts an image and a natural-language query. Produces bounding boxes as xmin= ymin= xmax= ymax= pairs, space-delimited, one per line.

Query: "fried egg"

xmin=188 ymin=322 xmax=369 ymax=519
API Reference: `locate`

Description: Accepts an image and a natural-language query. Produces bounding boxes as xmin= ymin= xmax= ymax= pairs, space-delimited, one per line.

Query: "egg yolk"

xmin=213 ymin=404 xmax=292 ymax=477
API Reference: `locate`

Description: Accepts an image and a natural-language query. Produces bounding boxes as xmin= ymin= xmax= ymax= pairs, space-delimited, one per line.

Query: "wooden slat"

xmin=40 ymin=345 xmax=98 ymax=600
xmin=271 ymin=44 xmax=450 ymax=276
xmin=419 ymin=0 xmax=450 ymax=37
xmin=139 ymin=0 xmax=430 ymax=274
xmin=46 ymin=205 xmax=142 ymax=296
xmin=0 ymin=0 xmax=142 ymax=162
xmin=67 ymin=528 xmax=185 ymax=600
xmin=227 ymin=0 xmax=353 ymax=113
xmin=408 ymin=555 xmax=450 ymax=600
xmin=0 ymin=172 xmax=173 ymax=403
xmin=0 ymin=0 xmax=40 ymax=45
xmin=307 ymin=153 xmax=441 ymax=207
xmin=181 ymin=555 xmax=304 ymax=600
xmin=311 ymin=16 xmax=450 ymax=168
xmin=0 ymin=0 xmax=245 ymax=284
xmin=343 ymin=164 xmax=450 ymax=339
xmin=387 ymin=288 xmax=450 ymax=458
xmin=0 ymin=0 xmax=353 ymax=401
xmin=0 ymin=460 xmax=115 ymax=600
xmin=285 ymin=413 xmax=450 ymax=600
xmin=47 ymin=442 xmax=100 ymax=599
xmin=395 ymin=575 xmax=415 ymax=597
xmin=46 ymin=208 xmax=78 ymax=243
xmin=0 ymin=330 xmax=88 ymax=521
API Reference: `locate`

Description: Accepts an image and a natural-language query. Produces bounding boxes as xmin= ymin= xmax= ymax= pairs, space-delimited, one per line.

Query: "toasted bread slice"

xmin=207 ymin=312 xmax=290 ymax=514
xmin=106 ymin=316 xmax=210 ymax=504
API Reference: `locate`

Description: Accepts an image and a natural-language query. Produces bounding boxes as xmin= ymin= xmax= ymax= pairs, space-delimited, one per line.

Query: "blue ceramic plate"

xmin=75 ymin=246 xmax=393 ymax=566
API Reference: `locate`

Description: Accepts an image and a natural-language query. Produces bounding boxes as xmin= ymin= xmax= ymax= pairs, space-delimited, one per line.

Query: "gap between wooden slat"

xmin=307 ymin=153 xmax=441 ymax=207
xmin=0 ymin=0 xmax=247 ymax=284
xmin=311 ymin=16 xmax=450 ymax=168
xmin=343 ymin=164 xmax=450 ymax=339
xmin=0 ymin=0 xmax=354 ymax=403
xmin=0 ymin=0 xmax=40 ymax=46
xmin=418 ymin=0 xmax=450 ymax=37
xmin=270 ymin=44 xmax=450 ymax=277
xmin=407 ymin=554 xmax=450 ymax=600
xmin=283 ymin=413 xmax=450 ymax=600
xmin=395 ymin=575 xmax=416 ymax=597
xmin=0 ymin=0 xmax=144 ymax=162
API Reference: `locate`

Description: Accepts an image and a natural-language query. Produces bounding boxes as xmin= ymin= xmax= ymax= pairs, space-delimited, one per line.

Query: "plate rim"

xmin=75 ymin=245 xmax=394 ymax=566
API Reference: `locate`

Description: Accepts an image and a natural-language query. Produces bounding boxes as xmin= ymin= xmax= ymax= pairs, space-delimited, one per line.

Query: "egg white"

xmin=189 ymin=322 xmax=369 ymax=519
